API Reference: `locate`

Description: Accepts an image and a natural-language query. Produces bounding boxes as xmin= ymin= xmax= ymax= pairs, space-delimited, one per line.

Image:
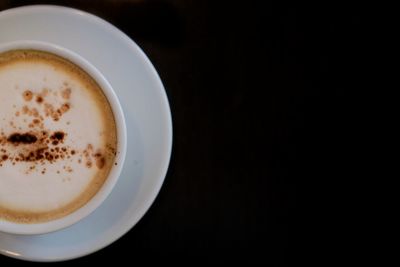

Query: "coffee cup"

xmin=0 ymin=40 xmax=127 ymax=235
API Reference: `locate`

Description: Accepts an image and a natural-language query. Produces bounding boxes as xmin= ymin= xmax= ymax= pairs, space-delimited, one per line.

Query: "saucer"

xmin=0 ymin=5 xmax=172 ymax=262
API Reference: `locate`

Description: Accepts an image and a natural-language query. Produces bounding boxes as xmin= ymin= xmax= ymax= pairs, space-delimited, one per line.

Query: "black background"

xmin=0 ymin=0 xmax=363 ymax=265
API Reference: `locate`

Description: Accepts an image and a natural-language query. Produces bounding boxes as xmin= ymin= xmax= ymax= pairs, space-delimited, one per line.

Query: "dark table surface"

xmin=0 ymin=0 xmax=363 ymax=265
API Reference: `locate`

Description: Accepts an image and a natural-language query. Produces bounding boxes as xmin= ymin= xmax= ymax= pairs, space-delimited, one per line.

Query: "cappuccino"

xmin=0 ymin=50 xmax=117 ymax=223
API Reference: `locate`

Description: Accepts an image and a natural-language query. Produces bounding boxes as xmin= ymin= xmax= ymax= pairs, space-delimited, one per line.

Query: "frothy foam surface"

xmin=0 ymin=50 xmax=117 ymax=223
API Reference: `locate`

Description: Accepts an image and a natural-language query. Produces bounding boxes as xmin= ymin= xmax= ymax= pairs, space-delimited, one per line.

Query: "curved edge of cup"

xmin=0 ymin=40 xmax=127 ymax=235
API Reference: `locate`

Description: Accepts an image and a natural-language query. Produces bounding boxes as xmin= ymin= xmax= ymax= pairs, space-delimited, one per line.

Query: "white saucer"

xmin=0 ymin=5 xmax=172 ymax=262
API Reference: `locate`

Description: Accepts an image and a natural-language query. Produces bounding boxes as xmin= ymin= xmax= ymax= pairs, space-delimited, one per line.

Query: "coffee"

xmin=0 ymin=50 xmax=117 ymax=223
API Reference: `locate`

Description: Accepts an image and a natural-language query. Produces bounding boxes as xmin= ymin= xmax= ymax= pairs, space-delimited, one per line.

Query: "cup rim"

xmin=0 ymin=40 xmax=127 ymax=235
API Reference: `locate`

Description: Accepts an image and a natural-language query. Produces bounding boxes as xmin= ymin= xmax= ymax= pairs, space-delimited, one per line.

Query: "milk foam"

xmin=0 ymin=51 xmax=116 ymax=221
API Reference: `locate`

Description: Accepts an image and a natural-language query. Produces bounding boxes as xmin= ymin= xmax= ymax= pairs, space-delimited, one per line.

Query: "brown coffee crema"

xmin=0 ymin=50 xmax=118 ymax=223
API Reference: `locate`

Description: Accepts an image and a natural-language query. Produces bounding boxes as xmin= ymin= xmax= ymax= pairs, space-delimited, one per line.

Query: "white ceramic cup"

xmin=0 ymin=40 xmax=127 ymax=235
